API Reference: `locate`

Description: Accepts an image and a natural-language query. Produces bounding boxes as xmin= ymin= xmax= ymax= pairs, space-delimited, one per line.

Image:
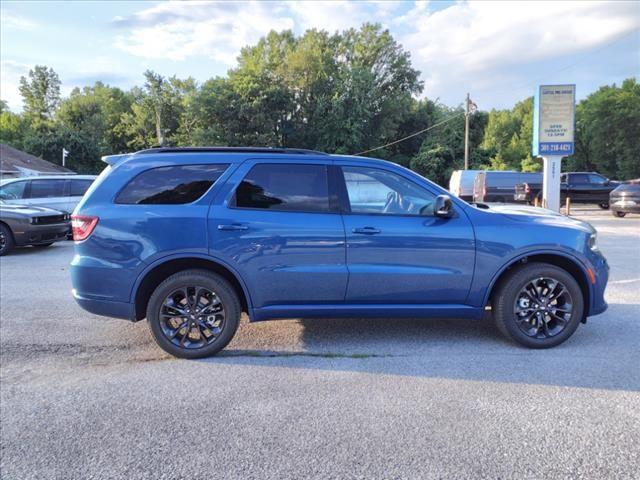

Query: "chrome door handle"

xmin=217 ymin=224 xmax=248 ymax=231
xmin=352 ymin=227 xmax=381 ymax=235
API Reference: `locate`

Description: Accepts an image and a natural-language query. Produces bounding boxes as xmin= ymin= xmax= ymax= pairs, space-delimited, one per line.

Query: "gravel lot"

xmin=1 ymin=206 xmax=639 ymax=479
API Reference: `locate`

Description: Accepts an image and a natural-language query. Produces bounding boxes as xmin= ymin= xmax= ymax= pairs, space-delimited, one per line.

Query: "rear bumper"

xmin=72 ymin=289 xmax=135 ymax=321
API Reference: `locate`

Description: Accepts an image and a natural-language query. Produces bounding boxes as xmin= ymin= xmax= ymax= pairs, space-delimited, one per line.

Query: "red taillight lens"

xmin=71 ymin=215 xmax=99 ymax=241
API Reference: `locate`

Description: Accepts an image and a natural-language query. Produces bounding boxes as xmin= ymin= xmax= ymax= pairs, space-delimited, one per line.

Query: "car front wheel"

xmin=599 ymin=203 xmax=609 ymax=209
xmin=147 ymin=269 xmax=241 ymax=359
xmin=613 ymin=211 xmax=626 ymax=218
xmin=0 ymin=224 xmax=15 ymax=256
xmin=492 ymin=263 xmax=584 ymax=348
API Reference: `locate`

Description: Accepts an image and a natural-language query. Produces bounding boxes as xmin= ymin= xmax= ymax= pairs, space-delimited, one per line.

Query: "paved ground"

xmin=1 ymin=206 xmax=639 ymax=479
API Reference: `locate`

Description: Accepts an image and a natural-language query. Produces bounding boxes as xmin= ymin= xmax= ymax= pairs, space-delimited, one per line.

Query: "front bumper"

xmin=610 ymin=197 xmax=640 ymax=213
xmin=588 ymin=252 xmax=609 ymax=317
xmin=13 ymin=223 xmax=70 ymax=246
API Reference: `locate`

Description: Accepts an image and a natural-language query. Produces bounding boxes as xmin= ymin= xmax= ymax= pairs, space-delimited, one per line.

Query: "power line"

xmin=354 ymin=112 xmax=463 ymax=156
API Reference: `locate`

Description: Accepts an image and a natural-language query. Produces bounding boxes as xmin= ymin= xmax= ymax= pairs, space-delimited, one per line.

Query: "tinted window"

xmin=69 ymin=179 xmax=94 ymax=196
xmin=234 ymin=164 xmax=329 ymax=212
xmin=116 ymin=164 xmax=228 ymax=205
xmin=0 ymin=181 xmax=27 ymax=200
xmin=29 ymin=179 xmax=65 ymax=198
xmin=342 ymin=166 xmax=436 ymax=216
xmin=570 ymin=174 xmax=589 ymax=185
xmin=488 ymin=173 xmax=519 ymax=188
xmin=588 ymin=174 xmax=607 ymax=185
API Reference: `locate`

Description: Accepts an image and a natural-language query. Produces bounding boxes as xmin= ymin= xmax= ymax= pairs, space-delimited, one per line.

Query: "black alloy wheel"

xmin=492 ymin=262 xmax=584 ymax=348
xmin=159 ymin=286 xmax=226 ymax=349
xmin=147 ymin=270 xmax=241 ymax=358
xmin=0 ymin=224 xmax=15 ymax=256
xmin=513 ymin=277 xmax=573 ymax=339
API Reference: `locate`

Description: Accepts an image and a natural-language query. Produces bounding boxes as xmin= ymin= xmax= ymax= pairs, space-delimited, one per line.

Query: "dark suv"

xmin=71 ymin=147 xmax=609 ymax=358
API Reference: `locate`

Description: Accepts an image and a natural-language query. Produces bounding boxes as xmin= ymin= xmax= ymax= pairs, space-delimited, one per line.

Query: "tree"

xmin=568 ymin=78 xmax=640 ymax=179
xmin=481 ymin=97 xmax=538 ymax=172
xmin=18 ymin=65 xmax=61 ymax=124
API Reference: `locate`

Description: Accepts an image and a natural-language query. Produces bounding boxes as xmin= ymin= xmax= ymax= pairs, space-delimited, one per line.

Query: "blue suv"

xmin=71 ymin=147 xmax=609 ymax=358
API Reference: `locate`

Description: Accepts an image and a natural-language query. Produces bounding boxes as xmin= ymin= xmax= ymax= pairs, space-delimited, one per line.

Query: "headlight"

xmin=588 ymin=232 xmax=598 ymax=251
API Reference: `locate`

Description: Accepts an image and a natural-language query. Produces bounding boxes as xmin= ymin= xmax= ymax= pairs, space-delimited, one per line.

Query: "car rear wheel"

xmin=0 ymin=224 xmax=15 ymax=256
xmin=613 ymin=211 xmax=626 ymax=218
xmin=147 ymin=269 xmax=241 ymax=359
xmin=598 ymin=203 xmax=609 ymax=209
xmin=492 ymin=263 xmax=584 ymax=348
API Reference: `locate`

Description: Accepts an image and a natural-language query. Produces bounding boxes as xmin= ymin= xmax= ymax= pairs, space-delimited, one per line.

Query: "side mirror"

xmin=434 ymin=194 xmax=454 ymax=218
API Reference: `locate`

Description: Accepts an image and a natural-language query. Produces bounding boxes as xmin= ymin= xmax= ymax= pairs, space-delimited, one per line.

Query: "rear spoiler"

xmin=101 ymin=154 xmax=132 ymax=166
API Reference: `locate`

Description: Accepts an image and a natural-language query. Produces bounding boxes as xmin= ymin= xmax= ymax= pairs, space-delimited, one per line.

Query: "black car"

xmin=0 ymin=203 xmax=70 ymax=255
xmin=610 ymin=180 xmax=640 ymax=217
xmin=515 ymin=172 xmax=619 ymax=208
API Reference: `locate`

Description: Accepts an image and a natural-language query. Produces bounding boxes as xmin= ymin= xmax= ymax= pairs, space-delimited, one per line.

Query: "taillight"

xmin=71 ymin=215 xmax=99 ymax=241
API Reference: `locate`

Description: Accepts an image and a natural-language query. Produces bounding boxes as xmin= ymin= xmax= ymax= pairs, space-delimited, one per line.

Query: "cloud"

xmin=398 ymin=1 xmax=640 ymax=105
xmin=113 ymin=1 xmax=296 ymax=64
xmin=0 ymin=12 xmax=37 ymax=30
xmin=0 ymin=60 xmax=30 ymax=110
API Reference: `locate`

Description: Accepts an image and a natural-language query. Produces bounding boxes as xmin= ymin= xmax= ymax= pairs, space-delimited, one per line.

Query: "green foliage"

xmin=568 ymin=78 xmax=640 ymax=179
xmin=18 ymin=65 xmax=61 ymax=124
xmin=481 ymin=97 xmax=536 ymax=171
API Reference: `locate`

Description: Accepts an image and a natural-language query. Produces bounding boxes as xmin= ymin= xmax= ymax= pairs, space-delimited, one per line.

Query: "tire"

xmin=0 ymin=223 xmax=15 ymax=256
xmin=147 ymin=269 xmax=241 ymax=359
xmin=32 ymin=242 xmax=55 ymax=248
xmin=598 ymin=203 xmax=609 ymax=209
xmin=613 ymin=211 xmax=626 ymax=218
xmin=492 ymin=262 xmax=584 ymax=348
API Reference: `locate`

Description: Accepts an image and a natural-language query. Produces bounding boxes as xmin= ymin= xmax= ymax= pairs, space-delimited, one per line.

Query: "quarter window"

xmin=69 ymin=179 xmax=94 ymax=196
xmin=116 ymin=164 xmax=228 ymax=204
xmin=341 ymin=166 xmax=436 ymax=216
xmin=234 ymin=164 xmax=329 ymax=212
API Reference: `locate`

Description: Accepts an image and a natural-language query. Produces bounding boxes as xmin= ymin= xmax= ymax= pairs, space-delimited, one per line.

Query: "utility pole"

xmin=464 ymin=93 xmax=470 ymax=170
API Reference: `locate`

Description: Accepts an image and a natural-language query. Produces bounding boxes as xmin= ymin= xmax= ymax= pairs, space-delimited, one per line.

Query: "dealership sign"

xmin=532 ymin=84 xmax=575 ymax=157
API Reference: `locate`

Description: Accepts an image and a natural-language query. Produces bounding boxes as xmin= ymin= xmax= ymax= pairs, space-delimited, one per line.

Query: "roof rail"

xmin=134 ymin=146 xmax=329 ymax=156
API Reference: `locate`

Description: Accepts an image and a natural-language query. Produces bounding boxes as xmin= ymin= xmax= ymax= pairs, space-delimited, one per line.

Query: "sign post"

xmin=532 ymin=84 xmax=575 ymax=212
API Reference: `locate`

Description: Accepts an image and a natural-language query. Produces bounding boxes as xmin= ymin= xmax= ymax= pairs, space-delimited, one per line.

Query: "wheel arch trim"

xmin=482 ymin=249 xmax=593 ymax=312
xmin=130 ymin=253 xmax=254 ymax=320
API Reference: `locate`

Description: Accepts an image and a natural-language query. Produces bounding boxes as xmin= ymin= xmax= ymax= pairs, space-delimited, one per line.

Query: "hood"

xmin=476 ymin=203 xmax=595 ymax=234
xmin=0 ymin=204 xmax=66 ymax=216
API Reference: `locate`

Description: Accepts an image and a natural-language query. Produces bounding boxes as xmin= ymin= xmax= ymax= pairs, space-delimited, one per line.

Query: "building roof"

xmin=0 ymin=143 xmax=75 ymax=175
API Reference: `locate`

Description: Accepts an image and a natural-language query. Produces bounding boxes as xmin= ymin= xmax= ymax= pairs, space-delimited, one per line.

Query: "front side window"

xmin=0 ymin=181 xmax=27 ymax=200
xmin=29 ymin=179 xmax=65 ymax=198
xmin=234 ymin=164 xmax=329 ymax=212
xmin=588 ymin=174 xmax=607 ymax=185
xmin=116 ymin=164 xmax=228 ymax=205
xmin=569 ymin=174 xmax=589 ymax=185
xmin=341 ymin=166 xmax=436 ymax=216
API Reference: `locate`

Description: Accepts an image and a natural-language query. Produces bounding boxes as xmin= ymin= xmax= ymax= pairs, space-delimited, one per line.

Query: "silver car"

xmin=0 ymin=175 xmax=97 ymax=213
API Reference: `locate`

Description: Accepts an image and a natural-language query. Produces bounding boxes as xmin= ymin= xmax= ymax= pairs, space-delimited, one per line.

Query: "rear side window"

xmin=29 ymin=179 xmax=65 ymax=198
xmin=234 ymin=164 xmax=329 ymax=212
xmin=116 ymin=164 xmax=228 ymax=205
xmin=69 ymin=179 xmax=94 ymax=196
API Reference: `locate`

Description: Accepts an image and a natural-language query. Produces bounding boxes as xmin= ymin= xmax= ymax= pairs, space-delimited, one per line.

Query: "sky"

xmin=1 ymin=0 xmax=639 ymax=112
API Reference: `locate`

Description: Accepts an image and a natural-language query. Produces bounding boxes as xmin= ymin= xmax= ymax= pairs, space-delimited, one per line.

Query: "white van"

xmin=0 ymin=175 xmax=97 ymax=213
xmin=449 ymin=170 xmax=480 ymax=201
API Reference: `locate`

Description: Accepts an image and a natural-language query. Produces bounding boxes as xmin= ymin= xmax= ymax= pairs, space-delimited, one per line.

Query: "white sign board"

xmin=532 ymin=84 xmax=575 ymax=157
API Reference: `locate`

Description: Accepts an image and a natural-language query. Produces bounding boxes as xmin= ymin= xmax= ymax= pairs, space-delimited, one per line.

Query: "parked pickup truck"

xmin=514 ymin=172 xmax=619 ymax=208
